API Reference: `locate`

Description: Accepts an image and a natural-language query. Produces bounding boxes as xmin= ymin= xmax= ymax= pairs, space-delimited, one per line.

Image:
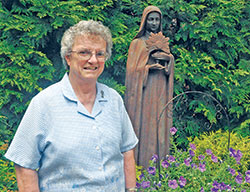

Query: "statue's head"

xmin=145 ymin=11 xmax=161 ymax=34
xmin=135 ymin=6 xmax=162 ymax=39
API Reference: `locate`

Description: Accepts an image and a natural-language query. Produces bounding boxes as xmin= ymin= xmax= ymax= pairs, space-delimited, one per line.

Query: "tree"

xmin=0 ymin=0 xmax=249 ymax=164
xmin=0 ymin=0 xmax=249 ymax=190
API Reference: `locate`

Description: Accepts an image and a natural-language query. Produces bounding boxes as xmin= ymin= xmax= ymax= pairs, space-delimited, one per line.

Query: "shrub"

xmin=190 ymin=129 xmax=250 ymax=172
xmin=136 ymin=128 xmax=250 ymax=191
xmin=0 ymin=143 xmax=17 ymax=192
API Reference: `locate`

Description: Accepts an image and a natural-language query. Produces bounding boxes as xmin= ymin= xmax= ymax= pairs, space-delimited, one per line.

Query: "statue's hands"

xmin=149 ymin=64 xmax=165 ymax=70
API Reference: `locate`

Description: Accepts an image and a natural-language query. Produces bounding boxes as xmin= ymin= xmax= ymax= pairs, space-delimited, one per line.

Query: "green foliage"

xmin=1 ymin=0 xmax=248 ymax=140
xmin=0 ymin=0 xmax=250 ymax=190
xmin=156 ymin=0 xmax=250 ymax=147
xmin=190 ymin=129 xmax=250 ymax=172
xmin=136 ymin=130 xmax=250 ymax=191
xmin=0 ymin=142 xmax=17 ymax=191
xmin=0 ymin=160 xmax=17 ymax=192
xmin=171 ymin=91 xmax=231 ymax=148
xmin=168 ymin=0 xmax=250 ymax=137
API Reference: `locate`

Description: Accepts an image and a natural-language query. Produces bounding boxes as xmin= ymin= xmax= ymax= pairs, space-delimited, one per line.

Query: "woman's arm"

xmin=15 ymin=164 xmax=40 ymax=192
xmin=123 ymin=149 xmax=137 ymax=191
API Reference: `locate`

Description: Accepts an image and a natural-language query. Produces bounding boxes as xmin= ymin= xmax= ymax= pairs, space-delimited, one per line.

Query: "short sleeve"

xmin=4 ymin=96 xmax=47 ymax=170
xmin=119 ymin=97 xmax=138 ymax=153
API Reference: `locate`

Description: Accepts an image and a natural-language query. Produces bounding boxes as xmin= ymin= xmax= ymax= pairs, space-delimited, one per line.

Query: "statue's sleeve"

xmin=124 ymin=39 xmax=149 ymax=135
xmin=125 ymin=39 xmax=149 ymax=88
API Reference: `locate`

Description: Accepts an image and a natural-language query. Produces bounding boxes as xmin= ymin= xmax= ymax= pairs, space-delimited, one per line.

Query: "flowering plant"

xmin=136 ymin=127 xmax=250 ymax=191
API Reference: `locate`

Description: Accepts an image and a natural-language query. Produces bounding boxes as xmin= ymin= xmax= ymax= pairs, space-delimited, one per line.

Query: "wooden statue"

xmin=124 ymin=6 xmax=174 ymax=167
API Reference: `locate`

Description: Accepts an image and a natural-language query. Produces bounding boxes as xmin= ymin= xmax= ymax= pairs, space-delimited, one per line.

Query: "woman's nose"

xmin=88 ymin=53 xmax=98 ymax=63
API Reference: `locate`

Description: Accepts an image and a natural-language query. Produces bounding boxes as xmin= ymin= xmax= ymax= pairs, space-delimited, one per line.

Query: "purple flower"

xmin=147 ymin=166 xmax=156 ymax=175
xmin=241 ymin=190 xmax=246 ymax=192
xmin=168 ymin=155 xmax=175 ymax=162
xmin=189 ymin=149 xmax=195 ymax=157
xmin=141 ymin=181 xmax=151 ymax=189
xmin=219 ymin=182 xmax=227 ymax=190
xmin=168 ymin=179 xmax=178 ymax=189
xmin=191 ymin=163 xmax=197 ymax=169
xmin=228 ymin=168 xmax=236 ymax=176
xmin=139 ymin=173 xmax=144 ymax=180
xmin=170 ymin=127 xmax=177 ymax=135
xmin=229 ymin=148 xmax=236 ymax=157
xmin=212 ymin=181 xmax=231 ymax=191
xmin=179 ymin=176 xmax=186 ymax=187
xmin=212 ymin=180 xmax=220 ymax=189
xmin=211 ymin=187 xmax=219 ymax=192
xmin=226 ymin=185 xmax=232 ymax=190
xmin=198 ymin=155 xmax=205 ymax=160
xmin=246 ymin=170 xmax=250 ymax=175
xmin=235 ymin=150 xmax=243 ymax=164
xmin=235 ymin=174 xmax=243 ymax=184
xmin=159 ymin=174 xmax=163 ymax=180
xmin=229 ymin=148 xmax=242 ymax=164
xmin=189 ymin=143 xmax=196 ymax=150
xmin=200 ymin=187 xmax=204 ymax=192
xmin=151 ymin=154 xmax=158 ymax=162
xmin=199 ymin=162 xmax=206 ymax=172
xmin=245 ymin=175 xmax=250 ymax=183
xmin=211 ymin=154 xmax=218 ymax=163
xmin=136 ymin=182 xmax=141 ymax=188
xmin=206 ymin=149 xmax=213 ymax=155
xmin=157 ymin=181 xmax=162 ymax=188
xmin=161 ymin=160 xmax=170 ymax=168
xmin=184 ymin=157 xmax=192 ymax=166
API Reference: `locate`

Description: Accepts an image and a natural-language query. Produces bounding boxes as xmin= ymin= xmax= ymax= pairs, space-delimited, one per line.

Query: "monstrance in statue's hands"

xmin=145 ymin=32 xmax=172 ymax=75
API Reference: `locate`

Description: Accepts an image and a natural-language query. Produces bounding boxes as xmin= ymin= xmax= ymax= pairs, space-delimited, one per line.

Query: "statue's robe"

xmin=125 ymin=37 xmax=174 ymax=167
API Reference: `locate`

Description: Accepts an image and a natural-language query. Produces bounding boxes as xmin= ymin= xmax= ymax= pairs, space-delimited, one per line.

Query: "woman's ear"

xmin=65 ymin=55 xmax=71 ymax=66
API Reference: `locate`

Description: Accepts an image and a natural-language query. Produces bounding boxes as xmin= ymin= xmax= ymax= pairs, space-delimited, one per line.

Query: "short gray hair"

xmin=60 ymin=20 xmax=113 ymax=69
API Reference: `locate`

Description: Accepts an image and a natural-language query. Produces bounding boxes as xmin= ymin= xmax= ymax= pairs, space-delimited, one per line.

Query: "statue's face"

xmin=146 ymin=12 xmax=161 ymax=33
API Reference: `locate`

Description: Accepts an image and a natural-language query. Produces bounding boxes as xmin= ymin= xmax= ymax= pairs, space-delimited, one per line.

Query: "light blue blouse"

xmin=5 ymin=73 xmax=138 ymax=192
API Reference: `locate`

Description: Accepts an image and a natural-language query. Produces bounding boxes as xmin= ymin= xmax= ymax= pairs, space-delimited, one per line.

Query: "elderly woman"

xmin=125 ymin=6 xmax=174 ymax=168
xmin=5 ymin=20 xmax=138 ymax=192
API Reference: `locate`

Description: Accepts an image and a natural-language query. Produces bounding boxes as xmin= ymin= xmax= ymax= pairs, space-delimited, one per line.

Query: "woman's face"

xmin=65 ymin=34 xmax=106 ymax=84
xmin=146 ymin=12 xmax=161 ymax=33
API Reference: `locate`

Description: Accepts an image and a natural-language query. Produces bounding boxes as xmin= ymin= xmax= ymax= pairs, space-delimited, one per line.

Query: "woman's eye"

xmin=97 ymin=52 xmax=105 ymax=57
xmin=79 ymin=51 xmax=90 ymax=55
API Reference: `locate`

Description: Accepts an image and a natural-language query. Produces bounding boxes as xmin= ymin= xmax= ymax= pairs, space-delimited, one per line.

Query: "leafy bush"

xmin=1 ymin=0 xmax=250 ymax=190
xmin=170 ymin=91 xmax=232 ymax=148
xmin=0 ymin=160 xmax=17 ymax=192
xmin=1 ymin=0 xmax=249 ymax=146
xmin=0 ymin=143 xmax=17 ymax=192
xmin=136 ymin=128 xmax=250 ymax=191
xmin=166 ymin=0 xmax=250 ymax=141
xmin=189 ymin=129 xmax=250 ymax=172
